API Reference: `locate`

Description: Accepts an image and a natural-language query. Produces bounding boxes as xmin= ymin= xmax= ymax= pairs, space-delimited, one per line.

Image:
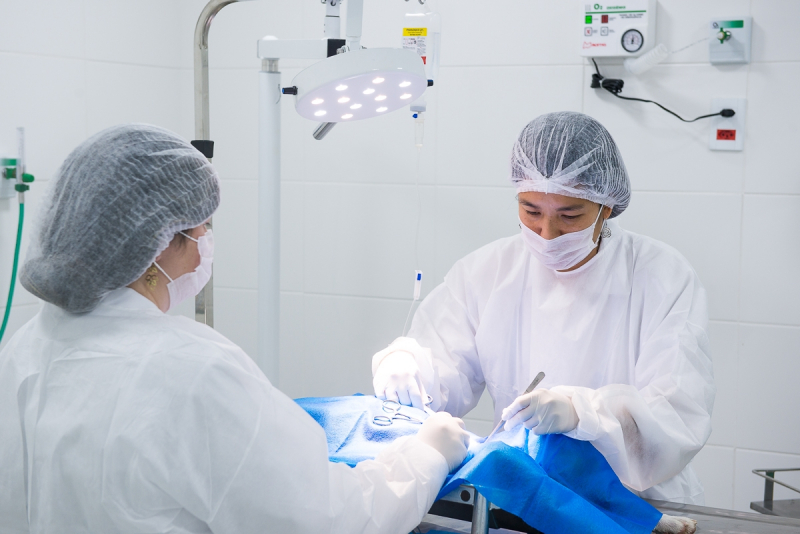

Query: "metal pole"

xmin=258 ymin=58 xmax=281 ymax=384
xmin=471 ymin=491 xmax=490 ymax=534
xmin=192 ymin=0 xmax=241 ymax=326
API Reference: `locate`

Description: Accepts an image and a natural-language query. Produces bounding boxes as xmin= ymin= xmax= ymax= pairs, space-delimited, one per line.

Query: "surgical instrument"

xmin=373 ymin=396 xmax=432 ymax=426
xmin=483 ymin=372 xmax=545 ymax=443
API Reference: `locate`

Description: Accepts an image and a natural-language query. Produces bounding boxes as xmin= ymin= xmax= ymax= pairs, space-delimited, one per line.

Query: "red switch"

xmin=601 ymin=14 xmax=609 ymax=23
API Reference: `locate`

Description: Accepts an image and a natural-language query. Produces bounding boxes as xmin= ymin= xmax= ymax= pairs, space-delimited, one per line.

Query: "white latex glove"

xmin=373 ymin=351 xmax=429 ymax=410
xmin=415 ymin=412 xmax=470 ymax=472
xmin=501 ymin=389 xmax=579 ymax=435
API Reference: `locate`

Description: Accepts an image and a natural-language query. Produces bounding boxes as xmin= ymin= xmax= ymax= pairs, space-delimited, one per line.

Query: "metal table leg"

xmin=471 ymin=490 xmax=489 ymax=534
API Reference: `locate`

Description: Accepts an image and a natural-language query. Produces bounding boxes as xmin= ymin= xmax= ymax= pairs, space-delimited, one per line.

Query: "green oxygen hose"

xmin=0 ymin=202 xmax=24 ymax=344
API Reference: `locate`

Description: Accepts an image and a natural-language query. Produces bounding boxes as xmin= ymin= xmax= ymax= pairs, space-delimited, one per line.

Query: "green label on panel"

xmin=718 ymin=20 xmax=744 ymax=28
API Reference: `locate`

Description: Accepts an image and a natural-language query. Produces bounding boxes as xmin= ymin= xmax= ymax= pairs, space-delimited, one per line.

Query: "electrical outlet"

xmin=709 ymin=97 xmax=746 ymax=151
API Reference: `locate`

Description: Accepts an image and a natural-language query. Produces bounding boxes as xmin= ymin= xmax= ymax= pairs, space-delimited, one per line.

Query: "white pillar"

xmin=258 ymin=59 xmax=281 ymax=384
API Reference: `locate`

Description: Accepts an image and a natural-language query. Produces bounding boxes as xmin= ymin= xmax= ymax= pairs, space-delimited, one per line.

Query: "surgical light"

xmin=342 ymin=114 xmax=353 ymax=119
xmin=291 ymin=48 xmax=427 ymax=122
xmin=399 ymin=81 xmax=411 ymax=87
xmin=311 ymin=98 xmax=324 ymax=105
xmin=314 ymin=110 xmax=327 ymax=116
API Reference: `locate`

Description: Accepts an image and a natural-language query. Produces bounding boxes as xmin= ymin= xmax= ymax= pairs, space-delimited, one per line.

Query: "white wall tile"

xmin=740 ymin=195 xmax=800 ymax=325
xmin=706 ymin=321 xmax=738 ymax=448
xmin=84 ymin=0 xmax=181 ymax=68
xmin=303 ymin=183 xmax=436 ymax=299
xmin=86 ymin=62 xmax=182 ymax=136
xmin=213 ymin=180 xmax=259 ymax=290
xmin=657 ymin=0 xmax=751 ymax=65
xmin=611 ymin=192 xmax=742 ymax=321
xmin=744 ymin=62 xmax=800 ymax=194
xmin=0 ymin=53 xmax=87 ymax=184
xmin=179 ymin=0 xmax=306 ymax=71
xmin=584 ymin=63 xmax=748 ymax=193
xmin=282 ymin=294 xmax=410 ymax=399
xmin=751 ymin=0 xmax=800 ymax=63
xmin=0 ymin=0 xmax=85 ymax=59
xmin=434 ymin=186 xmax=518 ymax=285
xmin=207 ymin=68 xmax=259 ymax=180
xmin=280 ymin=181 xmax=304 ymax=293
xmin=692 ymin=445 xmax=735 ymax=510
xmin=215 ymin=287 xmax=259 ymax=363
xmin=436 ymin=65 xmax=583 ymax=187
xmin=434 ymin=0 xmax=581 ymax=67
xmin=0 ymin=304 xmax=40 ymax=351
xmin=302 ymin=99 xmax=437 ymax=186
xmin=278 ymin=291 xmax=304 ymax=393
xmin=734 ymin=449 xmax=800 ymax=512
xmin=737 ymin=325 xmax=800 ymax=455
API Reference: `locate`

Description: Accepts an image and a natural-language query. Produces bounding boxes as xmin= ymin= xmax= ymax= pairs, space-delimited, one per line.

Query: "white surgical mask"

xmin=520 ymin=206 xmax=604 ymax=271
xmin=154 ymin=229 xmax=214 ymax=311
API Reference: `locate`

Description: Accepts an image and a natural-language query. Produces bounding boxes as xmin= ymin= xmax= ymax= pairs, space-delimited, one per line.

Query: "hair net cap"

xmin=21 ymin=124 xmax=220 ymax=314
xmin=510 ymin=112 xmax=631 ymax=218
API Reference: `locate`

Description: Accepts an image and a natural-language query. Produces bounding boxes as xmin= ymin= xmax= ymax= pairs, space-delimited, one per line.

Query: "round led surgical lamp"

xmin=287 ymin=48 xmax=428 ymax=123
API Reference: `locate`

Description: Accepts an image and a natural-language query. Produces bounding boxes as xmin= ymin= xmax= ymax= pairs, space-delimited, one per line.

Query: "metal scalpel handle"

xmin=483 ymin=372 xmax=546 ymax=442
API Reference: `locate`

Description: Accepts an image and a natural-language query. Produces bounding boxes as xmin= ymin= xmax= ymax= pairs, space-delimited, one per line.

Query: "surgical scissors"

xmin=373 ymin=396 xmax=433 ymax=426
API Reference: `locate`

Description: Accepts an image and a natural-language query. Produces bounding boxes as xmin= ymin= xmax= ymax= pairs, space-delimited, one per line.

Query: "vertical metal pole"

xmin=471 ymin=491 xmax=489 ymax=534
xmin=258 ymin=58 xmax=281 ymax=383
xmin=193 ymin=0 xmax=240 ymax=326
xmin=765 ymin=470 xmax=775 ymax=503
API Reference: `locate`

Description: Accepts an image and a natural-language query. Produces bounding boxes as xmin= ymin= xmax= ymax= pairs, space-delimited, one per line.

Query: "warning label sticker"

xmin=403 ymin=28 xmax=427 ymax=62
xmin=403 ymin=27 xmax=428 ymax=36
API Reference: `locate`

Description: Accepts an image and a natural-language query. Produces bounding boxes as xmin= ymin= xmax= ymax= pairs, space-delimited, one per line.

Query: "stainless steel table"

xmin=423 ymin=486 xmax=800 ymax=534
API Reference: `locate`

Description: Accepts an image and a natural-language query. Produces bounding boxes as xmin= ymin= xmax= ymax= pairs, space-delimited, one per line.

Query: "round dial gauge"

xmin=621 ymin=29 xmax=644 ymax=53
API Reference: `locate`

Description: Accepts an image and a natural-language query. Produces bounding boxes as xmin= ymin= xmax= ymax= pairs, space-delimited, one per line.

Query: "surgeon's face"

xmin=518 ymin=192 xmax=611 ymax=241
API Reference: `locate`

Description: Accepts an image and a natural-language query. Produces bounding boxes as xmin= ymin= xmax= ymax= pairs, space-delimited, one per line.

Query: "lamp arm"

xmin=345 ymin=0 xmax=363 ymax=51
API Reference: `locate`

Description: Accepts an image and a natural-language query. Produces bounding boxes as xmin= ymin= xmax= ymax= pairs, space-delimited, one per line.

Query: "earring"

xmin=145 ymin=266 xmax=159 ymax=291
xmin=601 ymin=224 xmax=612 ymax=239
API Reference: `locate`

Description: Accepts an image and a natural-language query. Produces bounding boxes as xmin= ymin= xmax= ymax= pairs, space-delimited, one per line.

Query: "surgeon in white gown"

xmin=372 ymin=112 xmax=716 ymax=504
xmin=0 ymin=124 xmax=469 ymax=534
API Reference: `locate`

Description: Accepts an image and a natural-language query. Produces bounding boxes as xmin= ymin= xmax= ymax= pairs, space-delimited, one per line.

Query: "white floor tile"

xmin=744 ymin=63 xmax=800 ymax=194
xmin=737 ymin=325 xmax=800 ymax=455
xmin=436 ymin=65 xmax=583 ymax=187
xmin=608 ymin=192 xmax=742 ymax=321
xmin=740 ymin=195 xmax=800 ymax=325
xmin=303 ymin=183 xmax=436 ymax=300
xmin=706 ymin=322 xmax=739 ymax=448
xmin=734 ymin=449 xmax=800 ymax=512
xmin=583 ymin=63 xmax=748 ymax=193
xmin=692 ymin=445 xmax=735 ymax=510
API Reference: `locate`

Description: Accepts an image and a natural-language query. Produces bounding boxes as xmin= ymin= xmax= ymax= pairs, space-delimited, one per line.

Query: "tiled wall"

xmin=1 ymin=0 xmax=798 ymax=513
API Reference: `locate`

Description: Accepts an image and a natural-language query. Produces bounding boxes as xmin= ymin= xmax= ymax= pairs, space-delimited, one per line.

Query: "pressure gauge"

xmin=621 ymin=29 xmax=644 ymax=53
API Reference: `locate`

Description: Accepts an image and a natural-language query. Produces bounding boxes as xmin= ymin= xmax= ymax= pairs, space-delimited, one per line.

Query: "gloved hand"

xmin=502 ymin=389 xmax=579 ymax=435
xmin=416 ymin=412 xmax=470 ymax=472
xmin=373 ymin=350 xmax=428 ymax=410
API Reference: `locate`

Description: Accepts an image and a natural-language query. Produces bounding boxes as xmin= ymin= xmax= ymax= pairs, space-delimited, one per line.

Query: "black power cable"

xmin=590 ymin=58 xmax=735 ymax=123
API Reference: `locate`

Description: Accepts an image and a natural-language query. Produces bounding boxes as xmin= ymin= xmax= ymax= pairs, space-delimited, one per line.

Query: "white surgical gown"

xmin=400 ymin=220 xmax=715 ymax=503
xmin=0 ymin=288 xmax=448 ymax=534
